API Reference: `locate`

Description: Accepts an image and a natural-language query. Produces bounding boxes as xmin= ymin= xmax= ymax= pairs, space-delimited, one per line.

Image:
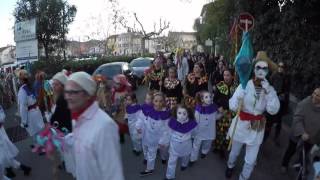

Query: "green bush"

xmin=31 ymin=56 xmax=134 ymax=78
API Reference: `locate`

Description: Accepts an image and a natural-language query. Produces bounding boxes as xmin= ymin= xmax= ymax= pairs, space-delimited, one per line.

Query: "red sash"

xmin=239 ymin=111 xmax=263 ymax=121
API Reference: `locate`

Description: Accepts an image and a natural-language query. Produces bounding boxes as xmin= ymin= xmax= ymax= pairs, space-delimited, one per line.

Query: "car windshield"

xmin=93 ymin=65 xmax=122 ymax=79
xmin=130 ymin=59 xmax=151 ymax=67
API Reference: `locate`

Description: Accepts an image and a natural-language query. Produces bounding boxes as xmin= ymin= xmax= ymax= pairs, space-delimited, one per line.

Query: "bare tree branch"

xmin=133 ymin=13 xmax=147 ymax=35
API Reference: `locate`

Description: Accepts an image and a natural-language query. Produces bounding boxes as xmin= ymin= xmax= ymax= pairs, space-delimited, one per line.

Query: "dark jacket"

xmin=50 ymin=94 xmax=72 ymax=132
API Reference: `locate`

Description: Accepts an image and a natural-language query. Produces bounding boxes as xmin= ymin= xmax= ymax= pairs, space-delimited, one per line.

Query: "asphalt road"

xmin=3 ymin=86 xmax=304 ymax=180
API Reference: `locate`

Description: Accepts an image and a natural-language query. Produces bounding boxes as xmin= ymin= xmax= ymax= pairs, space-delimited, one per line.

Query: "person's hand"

xmin=302 ymin=133 xmax=309 ymax=141
xmin=261 ymin=78 xmax=271 ymax=93
xmin=237 ymin=89 xmax=245 ymax=101
xmin=20 ymin=123 xmax=28 ymax=128
xmin=159 ymin=81 xmax=163 ymax=86
xmin=218 ymin=107 xmax=224 ymax=113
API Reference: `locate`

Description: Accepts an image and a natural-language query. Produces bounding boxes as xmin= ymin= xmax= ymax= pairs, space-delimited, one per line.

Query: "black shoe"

xmin=162 ymin=160 xmax=167 ymax=165
xmin=20 ymin=164 xmax=32 ymax=176
xmin=30 ymin=144 xmax=35 ymax=149
xmin=58 ymin=161 xmax=66 ymax=170
xmin=225 ymin=167 xmax=233 ymax=178
xmin=143 ymin=159 xmax=147 ymax=165
xmin=201 ymin=153 xmax=207 ymax=159
xmin=38 ymin=151 xmax=46 ymax=156
xmin=5 ymin=167 xmax=16 ymax=178
xmin=189 ymin=161 xmax=195 ymax=167
xmin=164 ymin=178 xmax=174 ymax=180
xmin=139 ymin=170 xmax=153 ymax=177
xmin=133 ymin=150 xmax=141 ymax=156
xmin=180 ymin=166 xmax=187 ymax=171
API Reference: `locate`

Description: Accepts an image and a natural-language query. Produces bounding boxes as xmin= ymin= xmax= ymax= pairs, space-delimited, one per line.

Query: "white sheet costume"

xmin=136 ymin=107 xmax=170 ymax=171
xmin=175 ymin=55 xmax=189 ymax=83
xmin=18 ymin=84 xmax=44 ymax=136
xmin=226 ymin=79 xmax=279 ymax=180
xmin=0 ymin=106 xmax=19 ymax=180
xmin=64 ymin=102 xmax=124 ymax=180
xmin=164 ymin=118 xmax=197 ymax=179
xmin=126 ymin=104 xmax=142 ymax=152
xmin=190 ymin=103 xmax=220 ymax=162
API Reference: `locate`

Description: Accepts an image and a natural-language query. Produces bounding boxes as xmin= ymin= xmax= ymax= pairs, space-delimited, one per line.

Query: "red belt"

xmin=28 ymin=103 xmax=38 ymax=111
xmin=239 ymin=111 xmax=263 ymax=121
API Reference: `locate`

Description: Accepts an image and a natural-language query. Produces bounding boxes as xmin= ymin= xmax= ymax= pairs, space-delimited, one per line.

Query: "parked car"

xmin=93 ymin=62 xmax=137 ymax=90
xmin=129 ymin=57 xmax=153 ymax=84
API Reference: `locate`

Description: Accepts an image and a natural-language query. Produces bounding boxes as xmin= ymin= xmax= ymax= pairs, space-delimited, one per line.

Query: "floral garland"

xmin=164 ymin=78 xmax=180 ymax=89
xmin=187 ymin=73 xmax=208 ymax=85
xmin=216 ymin=81 xmax=237 ymax=96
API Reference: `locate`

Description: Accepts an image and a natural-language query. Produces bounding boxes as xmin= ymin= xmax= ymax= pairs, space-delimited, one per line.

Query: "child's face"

xmin=145 ymin=94 xmax=152 ymax=104
xmin=177 ymin=107 xmax=188 ymax=124
xmin=153 ymin=95 xmax=164 ymax=110
xmin=202 ymin=92 xmax=212 ymax=105
xmin=125 ymin=96 xmax=133 ymax=105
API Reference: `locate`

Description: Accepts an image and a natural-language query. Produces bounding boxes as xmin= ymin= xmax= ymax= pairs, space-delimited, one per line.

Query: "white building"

xmin=168 ymin=31 xmax=197 ymax=51
xmin=0 ymin=46 xmax=16 ymax=66
xmin=115 ymin=32 xmax=143 ymax=55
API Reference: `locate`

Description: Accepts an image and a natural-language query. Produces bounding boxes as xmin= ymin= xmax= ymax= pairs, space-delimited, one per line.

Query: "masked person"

xmin=225 ymin=51 xmax=280 ymax=180
xmin=17 ymin=70 xmax=45 ymax=147
xmin=63 ymin=72 xmax=124 ymax=180
xmin=164 ymin=105 xmax=197 ymax=180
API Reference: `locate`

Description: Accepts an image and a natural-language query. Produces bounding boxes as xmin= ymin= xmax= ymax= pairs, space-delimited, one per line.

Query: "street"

xmin=4 ymin=86 xmax=302 ymax=180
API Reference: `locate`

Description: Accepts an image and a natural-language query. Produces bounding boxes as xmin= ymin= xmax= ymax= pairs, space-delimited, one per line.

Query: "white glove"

xmin=261 ymin=78 xmax=271 ymax=93
xmin=64 ymin=133 xmax=74 ymax=147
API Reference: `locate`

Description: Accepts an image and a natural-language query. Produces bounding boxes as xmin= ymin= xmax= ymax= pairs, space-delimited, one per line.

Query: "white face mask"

xmin=177 ymin=108 xmax=188 ymax=124
xmin=202 ymin=92 xmax=212 ymax=105
xmin=254 ymin=61 xmax=269 ymax=79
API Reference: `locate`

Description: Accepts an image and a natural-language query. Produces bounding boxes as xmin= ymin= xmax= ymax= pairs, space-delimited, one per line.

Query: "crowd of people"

xmin=0 ymin=49 xmax=320 ymax=180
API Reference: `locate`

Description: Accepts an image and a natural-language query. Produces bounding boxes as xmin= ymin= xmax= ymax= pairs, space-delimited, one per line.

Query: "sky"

xmin=0 ymin=0 xmax=208 ymax=47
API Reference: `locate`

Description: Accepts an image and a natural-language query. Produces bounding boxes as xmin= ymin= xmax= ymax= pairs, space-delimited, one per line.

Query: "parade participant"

xmin=50 ymin=72 xmax=72 ymax=132
xmin=264 ymin=61 xmax=291 ymax=144
xmin=33 ymin=71 xmax=54 ymax=118
xmin=136 ymin=92 xmax=171 ymax=176
xmin=111 ymin=74 xmax=132 ymax=143
xmin=213 ymin=69 xmax=237 ymax=157
xmin=161 ymin=66 xmax=183 ymax=109
xmin=184 ymin=62 xmax=209 ymax=109
xmin=281 ymin=87 xmax=320 ymax=173
xmin=0 ymin=105 xmax=31 ymax=179
xmin=125 ymin=93 xmax=142 ymax=156
xmin=144 ymin=57 xmax=165 ymax=91
xmin=17 ymin=70 xmax=45 ymax=146
xmin=175 ymin=49 xmax=189 ymax=83
xmin=164 ymin=105 xmax=197 ymax=180
xmin=211 ymin=60 xmax=226 ymax=86
xmin=93 ymin=74 xmax=112 ymax=114
xmin=190 ymin=91 xmax=220 ymax=165
xmin=225 ymin=53 xmax=280 ymax=180
xmin=63 ymin=71 xmax=124 ymax=180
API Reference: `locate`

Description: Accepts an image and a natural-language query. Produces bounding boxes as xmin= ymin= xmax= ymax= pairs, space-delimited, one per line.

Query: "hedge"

xmin=31 ymin=56 xmax=138 ymax=78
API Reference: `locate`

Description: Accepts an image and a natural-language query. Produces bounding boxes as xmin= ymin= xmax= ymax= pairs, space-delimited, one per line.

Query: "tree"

xmin=118 ymin=13 xmax=170 ymax=55
xmin=14 ymin=0 xmax=77 ymax=59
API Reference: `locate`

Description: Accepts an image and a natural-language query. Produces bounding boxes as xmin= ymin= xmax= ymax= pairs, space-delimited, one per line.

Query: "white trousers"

xmin=143 ymin=145 xmax=168 ymax=171
xmin=165 ymin=154 xmax=189 ymax=179
xmin=128 ymin=126 xmax=142 ymax=152
xmin=190 ymin=139 xmax=212 ymax=162
xmin=227 ymin=140 xmax=261 ymax=180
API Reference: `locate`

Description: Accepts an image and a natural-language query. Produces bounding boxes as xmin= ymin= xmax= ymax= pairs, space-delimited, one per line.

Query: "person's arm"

xmin=18 ymin=88 xmax=28 ymax=126
xmin=95 ymin=121 xmax=124 ymax=180
xmin=291 ymin=101 xmax=306 ymax=137
xmin=228 ymin=84 xmax=245 ymax=112
xmin=265 ymin=86 xmax=280 ymax=115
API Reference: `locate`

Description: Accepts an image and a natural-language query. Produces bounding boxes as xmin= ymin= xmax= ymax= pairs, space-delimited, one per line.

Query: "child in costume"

xmin=190 ymin=90 xmax=221 ymax=164
xmin=136 ymin=92 xmax=170 ymax=177
xmin=0 ymin=105 xmax=31 ymax=179
xmin=164 ymin=105 xmax=197 ymax=180
xmin=111 ymin=74 xmax=132 ymax=143
xmin=125 ymin=93 xmax=142 ymax=156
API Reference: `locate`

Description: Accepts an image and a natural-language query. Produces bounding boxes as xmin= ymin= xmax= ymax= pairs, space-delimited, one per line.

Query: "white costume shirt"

xmin=66 ymin=102 xmax=124 ymax=180
xmin=228 ymin=80 xmax=280 ymax=145
xmin=175 ymin=56 xmax=189 ymax=82
xmin=165 ymin=118 xmax=197 ymax=157
xmin=18 ymin=84 xmax=44 ymax=136
xmin=0 ymin=106 xmax=19 ymax=167
xmin=126 ymin=104 xmax=141 ymax=140
xmin=194 ymin=104 xmax=220 ymax=140
xmin=136 ymin=107 xmax=170 ymax=147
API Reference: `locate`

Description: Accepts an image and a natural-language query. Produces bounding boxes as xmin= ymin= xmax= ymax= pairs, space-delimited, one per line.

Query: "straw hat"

xmin=254 ymin=51 xmax=278 ymax=72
